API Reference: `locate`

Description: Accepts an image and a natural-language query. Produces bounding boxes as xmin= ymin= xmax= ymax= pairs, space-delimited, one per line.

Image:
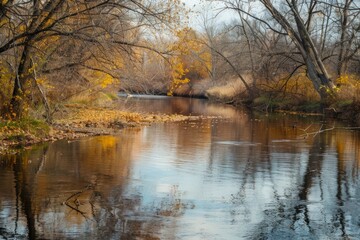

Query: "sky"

xmin=180 ymin=0 xmax=236 ymax=30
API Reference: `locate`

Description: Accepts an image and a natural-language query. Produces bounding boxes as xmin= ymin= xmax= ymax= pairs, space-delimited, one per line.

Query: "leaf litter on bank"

xmin=0 ymin=104 xmax=219 ymax=154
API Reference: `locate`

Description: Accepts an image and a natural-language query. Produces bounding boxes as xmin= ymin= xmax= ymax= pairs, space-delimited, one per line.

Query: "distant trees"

xmin=119 ymin=27 xmax=214 ymax=96
xmin=1 ymin=0 xmax=359 ymax=118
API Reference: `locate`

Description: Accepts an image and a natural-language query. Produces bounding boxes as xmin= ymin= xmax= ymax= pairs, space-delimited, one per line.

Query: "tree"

xmin=0 ymin=0 xmax=182 ymax=119
xmin=167 ymin=28 xmax=212 ymax=95
xmin=333 ymin=0 xmax=360 ymax=77
xmin=220 ymin=0 xmax=341 ymax=102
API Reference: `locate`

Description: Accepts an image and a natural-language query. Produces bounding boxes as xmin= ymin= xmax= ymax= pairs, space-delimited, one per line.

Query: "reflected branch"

xmin=299 ymin=124 xmax=360 ymax=140
xmin=64 ymin=184 xmax=96 ymax=220
xmin=292 ymin=134 xmax=327 ymax=233
xmin=13 ymin=156 xmax=36 ymax=240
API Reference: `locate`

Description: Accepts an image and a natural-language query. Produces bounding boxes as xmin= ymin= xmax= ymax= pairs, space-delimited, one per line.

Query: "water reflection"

xmin=1 ymin=97 xmax=360 ymax=239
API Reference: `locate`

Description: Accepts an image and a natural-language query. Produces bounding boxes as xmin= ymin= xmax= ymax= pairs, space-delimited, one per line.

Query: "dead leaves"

xmin=0 ymin=104 xmax=200 ymax=154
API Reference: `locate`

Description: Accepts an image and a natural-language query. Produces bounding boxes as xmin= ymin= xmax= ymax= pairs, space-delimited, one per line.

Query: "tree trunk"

xmin=305 ymin=57 xmax=335 ymax=100
xmin=261 ymin=0 xmax=336 ymax=102
xmin=336 ymin=0 xmax=353 ymax=77
xmin=9 ymin=44 xmax=33 ymax=119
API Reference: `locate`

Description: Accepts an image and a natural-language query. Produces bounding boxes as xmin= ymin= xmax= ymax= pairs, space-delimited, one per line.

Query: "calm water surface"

xmin=1 ymin=96 xmax=360 ymax=239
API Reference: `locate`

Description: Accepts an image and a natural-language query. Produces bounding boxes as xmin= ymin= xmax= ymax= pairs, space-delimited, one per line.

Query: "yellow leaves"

xmin=168 ymin=58 xmax=190 ymax=96
xmin=28 ymin=63 xmax=37 ymax=74
xmin=36 ymin=77 xmax=54 ymax=89
xmin=57 ymin=105 xmax=191 ymax=128
xmin=80 ymin=66 xmax=117 ymax=89
xmin=166 ymin=27 xmax=212 ymax=95
xmin=19 ymin=24 xmax=26 ymax=33
xmin=43 ymin=18 xmax=55 ymax=28
xmin=0 ymin=63 xmax=14 ymax=107
xmin=171 ymin=59 xmax=188 ymax=77
xmin=335 ymin=74 xmax=360 ymax=101
xmin=0 ymin=18 xmax=8 ymax=27
xmin=171 ymin=27 xmax=201 ymax=55
xmin=0 ymin=64 xmax=13 ymax=81
xmin=91 ymin=71 xmax=115 ymax=88
xmin=100 ymin=74 xmax=114 ymax=88
xmin=336 ymin=74 xmax=360 ymax=93
xmin=336 ymin=74 xmax=360 ymax=87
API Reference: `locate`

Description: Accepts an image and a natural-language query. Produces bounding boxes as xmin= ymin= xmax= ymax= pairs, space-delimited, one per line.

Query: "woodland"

xmin=0 ymin=0 xmax=360 ymax=139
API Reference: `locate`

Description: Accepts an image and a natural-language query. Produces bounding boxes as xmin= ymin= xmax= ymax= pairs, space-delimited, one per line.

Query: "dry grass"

xmin=257 ymin=74 xmax=319 ymax=102
xmin=205 ymin=78 xmax=248 ymax=102
xmin=66 ymin=89 xmax=119 ymax=106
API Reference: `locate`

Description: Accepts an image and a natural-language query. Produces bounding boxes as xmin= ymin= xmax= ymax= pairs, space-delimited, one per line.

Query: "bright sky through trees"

xmin=181 ymin=0 xmax=235 ymax=29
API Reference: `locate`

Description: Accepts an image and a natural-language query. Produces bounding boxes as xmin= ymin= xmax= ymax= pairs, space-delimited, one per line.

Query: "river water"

xmin=1 ymin=96 xmax=360 ymax=239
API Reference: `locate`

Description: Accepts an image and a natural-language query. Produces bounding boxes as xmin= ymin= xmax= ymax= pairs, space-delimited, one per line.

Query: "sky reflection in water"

xmin=1 ymin=97 xmax=360 ymax=239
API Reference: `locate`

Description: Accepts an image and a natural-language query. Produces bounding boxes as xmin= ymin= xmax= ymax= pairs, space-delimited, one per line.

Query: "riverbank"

xmin=2 ymin=93 xmax=359 ymax=155
xmin=203 ymin=84 xmax=360 ymax=126
xmin=126 ymin=76 xmax=360 ymax=125
xmin=0 ymin=104 xmax=203 ymax=154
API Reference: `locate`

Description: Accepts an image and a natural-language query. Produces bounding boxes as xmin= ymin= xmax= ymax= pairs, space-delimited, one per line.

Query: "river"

xmin=1 ymin=96 xmax=360 ymax=239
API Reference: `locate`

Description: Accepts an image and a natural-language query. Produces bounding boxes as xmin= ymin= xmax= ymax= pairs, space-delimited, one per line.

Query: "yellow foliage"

xmin=36 ymin=77 xmax=54 ymax=89
xmin=258 ymin=73 xmax=320 ymax=102
xmin=0 ymin=64 xmax=13 ymax=81
xmin=167 ymin=57 xmax=190 ymax=96
xmin=18 ymin=24 xmax=26 ymax=33
xmin=90 ymin=71 xmax=115 ymax=88
xmin=0 ymin=63 xmax=14 ymax=109
xmin=167 ymin=27 xmax=212 ymax=95
xmin=100 ymin=74 xmax=114 ymax=88
xmin=336 ymin=74 xmax=360 ymax=87
xmin=336 ymin=74 xmax=360 ymax=101
xmin=0 ymin=18 xmax=8 ymax=27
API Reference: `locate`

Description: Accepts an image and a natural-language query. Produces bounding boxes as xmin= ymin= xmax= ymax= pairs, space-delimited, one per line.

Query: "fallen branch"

xmin=298 ymin=123 xmax=336 ymax=139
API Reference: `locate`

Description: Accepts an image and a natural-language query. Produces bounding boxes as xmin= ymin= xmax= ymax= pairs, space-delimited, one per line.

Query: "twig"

xmin=298 ymin=124 xmax=312 ymax=139
xmin=64 ymin=184 xmax=95 ymax=219
xmin=299 ymin=123 xmax=336 ymax=139
xmin=313 ymin=124 xmax=323 ymax=138
xmin=65 ymin=201 xmax=87 ymax=216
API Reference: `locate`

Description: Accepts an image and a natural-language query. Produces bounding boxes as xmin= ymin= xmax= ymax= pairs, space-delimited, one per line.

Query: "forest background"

xmin=0 ymin=0 xmax=359 ymax=127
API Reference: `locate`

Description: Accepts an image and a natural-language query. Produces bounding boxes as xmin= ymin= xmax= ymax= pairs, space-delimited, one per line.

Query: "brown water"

xmin=1 ymin=96 xmax=360 ymax=239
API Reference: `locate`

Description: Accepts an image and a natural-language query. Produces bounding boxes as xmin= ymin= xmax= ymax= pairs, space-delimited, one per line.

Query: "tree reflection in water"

xmin=1 ymin=97 xmax=360 ymax=239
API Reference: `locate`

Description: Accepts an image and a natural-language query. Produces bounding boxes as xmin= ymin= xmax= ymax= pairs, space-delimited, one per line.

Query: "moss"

xmin=0 ymin=118 xmax=50 ymax=140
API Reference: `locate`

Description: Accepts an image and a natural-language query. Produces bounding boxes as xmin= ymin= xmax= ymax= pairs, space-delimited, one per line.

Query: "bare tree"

xmin=219 ymin=0 xmax=342 ymax=102
xmin=333 ymin=0 xmax=360 ymax=76
xmin=0 ymin=0 xmax=181 ymax=119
